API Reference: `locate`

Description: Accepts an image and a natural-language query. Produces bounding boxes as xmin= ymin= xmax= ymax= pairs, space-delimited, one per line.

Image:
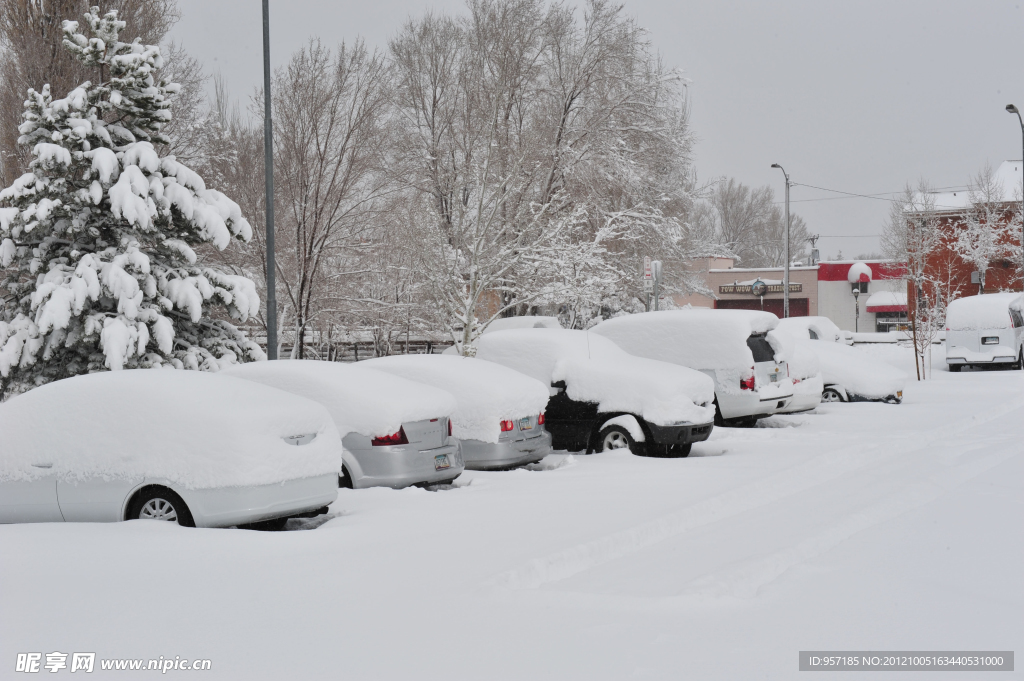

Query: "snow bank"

xmin=362 ymin=355 xmax=550 ymax=443
xmin=799 ymin=339 xmax=907 ymax=399
xmin=591 ymin=309 xmax=786 ymax=393
xmin=946 ymin=293 xmax=1019 ymax=330
xmin=475 ymin=329 xmax=716 ymax=426
xmin=221 ymin=360 xmax=457 ymax=439
xmin=483 ymin=316 xmax=562 ymax=333
xmin=0 ymin=370 xmax=341 ymax=489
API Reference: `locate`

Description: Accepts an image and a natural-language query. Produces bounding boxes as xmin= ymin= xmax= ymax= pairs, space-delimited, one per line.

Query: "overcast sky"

xmin=171 ymin=0 xmax=1024 ymax=258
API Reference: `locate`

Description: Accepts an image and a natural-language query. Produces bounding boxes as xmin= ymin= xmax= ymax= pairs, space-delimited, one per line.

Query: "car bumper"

xmin=180 ymin=473 xmax=339 ymax=528
xmin=350 ymin=442 xmax=464 ymax=489
xmin=646 ymin=421 xmax=714 ymax=446
xmin=461 ymin=431 xmax=552 ymax=470
xmin=947 ymin=353 xmax=1017 ymax=365
xmin=777 ymin=375 xmax=824 ymax=414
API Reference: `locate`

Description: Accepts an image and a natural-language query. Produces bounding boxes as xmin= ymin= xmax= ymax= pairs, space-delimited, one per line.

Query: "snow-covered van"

xmin=592 ymin=310 xmax=795 ymax=426
xmin=475 ymin=329 xmax=716 ymax=457
xmin=945 ymin=293 xmax=1024 ymax=371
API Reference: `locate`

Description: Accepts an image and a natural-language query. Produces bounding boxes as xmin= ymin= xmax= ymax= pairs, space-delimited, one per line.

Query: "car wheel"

xmin=239 ymin=517 xmax=288 ymax=531
xmin=339 ymin=464 xmax=354 ymax=489
xmin=128 ymin=487 xmax=195 ymax=527
xmin=712 ymin=398 xmax=725 ymax=427
xmin=948 ymin=364 xmax=961 ymax=373
xmin=598 ymin=425 xmax=644 ymax=456
xmin=669 ymin=443 xmax=692 ymax=458
xmin=821 ymin=387 xmax=844 ymax=403
xmin=1016 ymin=351 xmax=1023 ymax=371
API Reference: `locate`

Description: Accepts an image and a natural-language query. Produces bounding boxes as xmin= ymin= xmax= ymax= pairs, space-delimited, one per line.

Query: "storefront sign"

xmin=719 ymin=283 xmax=802 ymax=295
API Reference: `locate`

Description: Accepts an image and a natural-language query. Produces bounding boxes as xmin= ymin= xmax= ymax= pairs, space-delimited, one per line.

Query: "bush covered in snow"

xmin=0 ymin=10 xmax=262 ymax=398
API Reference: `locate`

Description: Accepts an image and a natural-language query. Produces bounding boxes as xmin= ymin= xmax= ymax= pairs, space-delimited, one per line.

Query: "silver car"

xmin=363 ymin=355 xmax=553 ymax=470
xmin=222 ymin=360 xmax=464 ymax=489
xmin=0 ymin=370 xmax=341 ymax=529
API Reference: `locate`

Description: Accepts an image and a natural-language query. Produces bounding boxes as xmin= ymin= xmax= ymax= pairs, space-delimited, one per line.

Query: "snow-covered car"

xmin=775 ymin=315 xmax=851 ymax=344
xmin=774 ymin=341 xmax=824 ymax=413
xmin=474 ymin=329 xmax=716 ymax=457
xmin=592 ymin=310 xmax=795 ymax=426
xmin=362 ymin=355 xmax=552 ymax=470
xmin=0 ymin=370 xmax=341 ymax=528
xmin=798 ymin=339 xmax=906 ymax=403
xmin=945 ymin=293 xmax=1024 ymax=371
xmin=221 ymin=360 xmax=464 ymax=488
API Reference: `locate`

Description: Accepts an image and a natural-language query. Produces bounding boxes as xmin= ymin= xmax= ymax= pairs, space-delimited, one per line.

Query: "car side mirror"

xmin=550 ymin=380 xmax=566 ymax=394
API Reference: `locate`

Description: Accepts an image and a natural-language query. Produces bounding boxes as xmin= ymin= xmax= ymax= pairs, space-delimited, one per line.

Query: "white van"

xmin=945 ymin=293 xmax=1024 ymax=372
xmin=592 ymin=310 xmax=794 ymax=426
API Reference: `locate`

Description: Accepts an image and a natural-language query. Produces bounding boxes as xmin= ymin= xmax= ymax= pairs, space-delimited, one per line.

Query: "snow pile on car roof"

xmin=946 ymin=293 xmax=1019 ymax=330
xmin=362 ymin=355 xmax=550 ymax=443
xmin=221 ymin=360 xmax=457 ymax=439
xmin=592 ymin=308 xmax=785 ymax=373
xmin=775 ymin=316 xmax=844 ymax=343
xmin=483 ymin=316 xmax=562 ymax=333
xmin=801 ymin=339 xmax=906 ymax=399
xmin=0 ymin=370 xmax=341 ymax=488
xmin=475 ymin=329 xmax=715 ymax=426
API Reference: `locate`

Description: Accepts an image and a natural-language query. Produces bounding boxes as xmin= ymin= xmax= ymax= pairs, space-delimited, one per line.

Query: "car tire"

xmin=339 ymin=464 xmax=354 ymax=489
xmin=948 ymin=364 xmax=961 ymax=373
xmin=127 ymin=487 xmax=195 ymax=527
xmin=239 ymin=517 xmax=288 ymax=532
xmin=712 ymin=398 xmax=725 ymax=427
xmin=821 ymin=387 xmax=845 ymax=403
xmin=1015 ymin=351 xmax=1023 ymax=371
xmin=669 ymin=443 xmax=692 ymax=458
xmin=597 ymin=425 xmax=644 ymax=456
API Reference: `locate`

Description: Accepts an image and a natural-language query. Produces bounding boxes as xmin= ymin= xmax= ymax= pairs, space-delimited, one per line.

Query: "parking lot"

xmin=2 ymin=346 xmax=1021 ymax=680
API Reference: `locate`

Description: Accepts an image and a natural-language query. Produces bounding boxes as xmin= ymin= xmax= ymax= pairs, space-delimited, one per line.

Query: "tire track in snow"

xmin=485 ymin=396 xmax=1024 ymax=591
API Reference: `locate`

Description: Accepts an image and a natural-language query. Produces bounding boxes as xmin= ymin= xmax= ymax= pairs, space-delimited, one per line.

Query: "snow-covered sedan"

xmin=775 ymin=341 xmax=824 ymax=413
xmin=0 ymin=370 xmax=341 ymax=529
xmin=474 ymin=329 xmax=716 ymax=457
xmin=363 ymin=355 xmax=552 ymax=470
xmin=222 ymin=360 xmax=464 ymax=488
xmin=592 ymin=310 xmax=795 ymax=427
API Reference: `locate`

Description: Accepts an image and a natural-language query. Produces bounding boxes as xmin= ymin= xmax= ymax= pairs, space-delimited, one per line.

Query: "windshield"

xmin=746 ymin=334 xmax=776 ymax=363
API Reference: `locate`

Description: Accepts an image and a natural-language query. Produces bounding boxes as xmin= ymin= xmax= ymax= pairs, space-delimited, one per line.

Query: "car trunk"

xmin=402 ymin=417 xmax=449 ymax=450
xmin=500 ymin=414 xmax=544 ymax=442
xmin=747 ymin=334 xmax=789 ymax=388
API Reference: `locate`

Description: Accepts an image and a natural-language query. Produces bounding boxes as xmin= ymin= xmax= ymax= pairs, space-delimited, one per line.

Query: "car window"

xmin=746 ymin=334 xmax=776 ymax=363
xmin=808 ymin=329 xmax=819 ymax=339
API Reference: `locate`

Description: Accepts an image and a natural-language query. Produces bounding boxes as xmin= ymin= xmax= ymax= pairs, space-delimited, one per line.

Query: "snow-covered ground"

xmin=2 ymin=346 xmax=1021 ymax=679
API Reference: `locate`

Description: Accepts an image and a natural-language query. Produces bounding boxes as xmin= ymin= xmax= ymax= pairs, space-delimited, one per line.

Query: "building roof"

xmin=924 ymin=160 xmax=1023 ymax=212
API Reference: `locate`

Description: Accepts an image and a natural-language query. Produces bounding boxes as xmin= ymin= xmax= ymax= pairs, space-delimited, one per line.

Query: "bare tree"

xmin=951 ymin=164 xmax=1015 ymax=294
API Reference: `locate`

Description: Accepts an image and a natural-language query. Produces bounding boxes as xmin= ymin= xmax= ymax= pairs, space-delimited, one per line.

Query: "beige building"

xmin=675 ymin=258 xmax=819 ymax=317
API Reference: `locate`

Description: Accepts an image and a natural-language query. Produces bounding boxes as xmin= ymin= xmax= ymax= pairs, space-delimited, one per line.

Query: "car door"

xmin=0 ymin=465 xmax=65 ymax=523
xmin=57 ymin=476 xmax=143 ymax=522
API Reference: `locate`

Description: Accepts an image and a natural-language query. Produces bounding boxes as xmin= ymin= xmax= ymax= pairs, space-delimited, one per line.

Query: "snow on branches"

xmin=0 ymin=8 xmax=261 ymax=396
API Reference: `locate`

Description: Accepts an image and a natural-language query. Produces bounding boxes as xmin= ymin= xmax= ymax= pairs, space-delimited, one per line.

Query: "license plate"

xmin=434 ymin=454 xmax=451 ymax=471
xmin=520 ymin=417 xmax=532 ymax=430
xmin=770 ymin=373 xmax=778 ymax=382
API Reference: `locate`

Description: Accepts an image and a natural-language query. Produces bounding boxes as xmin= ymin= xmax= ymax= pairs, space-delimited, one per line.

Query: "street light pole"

xmin=1007 ymin=104 xmax=1024 ymax=294
xmin=262 ymin=0 xmax=278 ymax=359
xmin=771 ymin=164 xmax=791 ymax=317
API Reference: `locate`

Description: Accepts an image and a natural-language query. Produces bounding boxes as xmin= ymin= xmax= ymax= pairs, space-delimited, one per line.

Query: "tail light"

xmin=538 ymin=412 xmax=545 ymax=425
xmin=371 ymin=427 xmax=409 ymax=446
xmin=500 ymin=420 xmax=515 ymax=432
xmin=792 ymin=377 xmax=801 ymax=384
xmin=740 ymin=370 xmax=756 ymax=391
xmin=448 ymin=418 xmax=452 ymax=437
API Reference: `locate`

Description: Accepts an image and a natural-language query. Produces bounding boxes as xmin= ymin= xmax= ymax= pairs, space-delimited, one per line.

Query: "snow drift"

xmin=362 ymin=355 xmax=549 ymax=444
xmin=0 ymin=369 xmax=341 ymax=488
xmin=475 ymin=329 xmax=715 ymax=426
xmin=483 ymin=316 xmax=562 ymax=333
xmin=220 ymin=360 xmax=458 ymax=439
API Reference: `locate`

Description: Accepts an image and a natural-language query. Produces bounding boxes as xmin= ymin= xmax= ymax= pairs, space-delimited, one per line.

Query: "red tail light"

xmin=500 ymin=420 xmax=515 ymax=432
xmin=448 ymin=418 xmax=452 ymax=437
xmin=538 ymin=412 xmax=545 ymax=425
xmin=371 ymin=427 xmax=409 ymax=446
xmin=740 ymin=370 xmax=756 ymax=391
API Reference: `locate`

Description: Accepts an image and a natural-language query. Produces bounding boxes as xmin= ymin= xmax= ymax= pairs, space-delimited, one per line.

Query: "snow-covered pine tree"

xmin=0 ymin=9 xmax=263 ymax=398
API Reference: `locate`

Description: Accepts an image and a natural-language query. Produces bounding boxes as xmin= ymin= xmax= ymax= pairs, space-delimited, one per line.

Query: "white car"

xmin=0 ymin=370 xmax=341 ymax=529
xmin=363 ymin=355 xmax=553 ymax=470
xmin=775 ymin=316 xmax=851 ymax=345
xmin=222 ymin=360 xmax=464 ymax=489
xmin=475 ymin=329 xmax=715 ymax=457
xmin=945 ymin=293 xmax=1024 ymax=371
xmin=775 ymin=341 xmax=824 ymax=413
xmin=592 ymin=310 xmax=795 ymax=426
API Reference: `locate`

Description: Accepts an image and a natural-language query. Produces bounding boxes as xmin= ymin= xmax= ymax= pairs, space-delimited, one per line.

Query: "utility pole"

xmin=262 ymin=0 xmax=278 ymax=359
xmin=1006 ymin=104 xmax=1024 ymax=293
xmin=771 ymin=164 xmax=791 ymax=317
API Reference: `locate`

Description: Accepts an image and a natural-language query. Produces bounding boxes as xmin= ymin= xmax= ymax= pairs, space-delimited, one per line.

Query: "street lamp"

xmin=770 ymin=164 xmax=791 ymax=317
xmin=1007 ymin=104 xmax=1024 ymax=294
xmin=852 ymin=287 xmax=860 ymax=333
xmin=262 ymin=0 xmax=278 ymax=359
